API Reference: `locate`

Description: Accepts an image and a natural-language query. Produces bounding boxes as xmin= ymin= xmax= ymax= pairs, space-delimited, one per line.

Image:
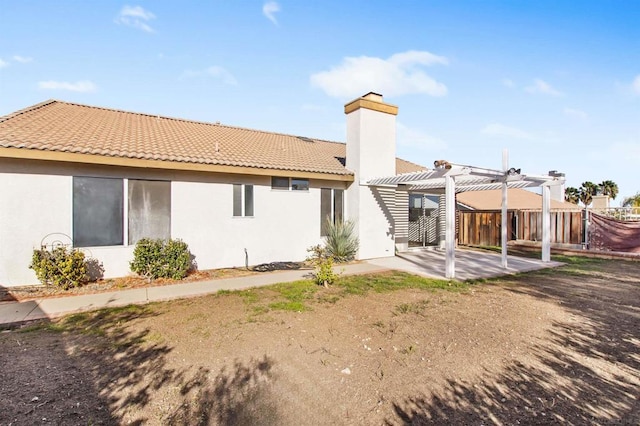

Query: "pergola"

xmin=366 ymin=158 xmax=566 ymax=279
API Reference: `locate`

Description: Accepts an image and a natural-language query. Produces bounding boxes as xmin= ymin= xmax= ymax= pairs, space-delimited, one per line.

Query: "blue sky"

xmin=1 ymin=1 xmax=639 ymax=205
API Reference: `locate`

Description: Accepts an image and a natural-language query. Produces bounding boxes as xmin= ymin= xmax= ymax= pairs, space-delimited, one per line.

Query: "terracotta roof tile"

xmin=0 ymin=100 xmax=426 ymax=176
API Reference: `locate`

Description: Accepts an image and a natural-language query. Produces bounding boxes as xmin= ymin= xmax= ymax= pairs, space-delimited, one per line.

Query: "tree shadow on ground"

xmin=166 ymin=356 xmax=278 ymax=425
xmin=388 ymin=261 xmax=640 ymax=425
xmin=0 ymin=304 xmax=280 ymax=425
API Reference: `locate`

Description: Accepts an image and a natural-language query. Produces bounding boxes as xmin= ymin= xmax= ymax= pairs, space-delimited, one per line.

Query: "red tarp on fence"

xmin=589 ymin=213 xmax=640 ymax=253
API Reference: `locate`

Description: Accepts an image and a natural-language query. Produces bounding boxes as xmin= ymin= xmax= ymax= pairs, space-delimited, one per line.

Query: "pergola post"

xmin=501 ymin=182 xmax=508 ymax=268
xmin=445 ymin=174 xmax=456 ymax=279
xmin=501 ymin=150 xmax=508 ymax=269
xmin=542 ymin=184 xmax=551 ymax=262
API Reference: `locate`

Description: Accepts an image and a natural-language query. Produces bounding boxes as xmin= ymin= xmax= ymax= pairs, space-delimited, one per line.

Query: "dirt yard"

xmin=1 ymin=257 xmax=638 ymax=425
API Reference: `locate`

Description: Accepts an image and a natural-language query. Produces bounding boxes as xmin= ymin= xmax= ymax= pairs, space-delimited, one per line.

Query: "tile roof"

xmin=457 ymin=188 xmax=582 ymax=211
xmin=0 ymin=100 xmax=425 ymax=177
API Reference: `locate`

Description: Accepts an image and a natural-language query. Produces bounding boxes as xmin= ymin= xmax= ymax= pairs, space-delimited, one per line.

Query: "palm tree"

xmin=578 ymin=181 xmax=598 ymax=207
xmin=564 ymin=187 xmax=580 ymax=204
xmin=622 ymin=192 xmax=640 ymax=207
xmin=598 ymin=180 xmax=619 ymax=200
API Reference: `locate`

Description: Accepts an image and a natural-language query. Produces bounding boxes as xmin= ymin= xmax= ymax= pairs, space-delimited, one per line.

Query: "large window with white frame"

xmin=72 ymin=177 xmax=171 ymax=247
xmin=320 ymin=188 xmax=344 ymax=236
xmin=73 ymin=177 xmax=124 ymax=247
xmin=127 ymin=179 xmax=171 ymax=244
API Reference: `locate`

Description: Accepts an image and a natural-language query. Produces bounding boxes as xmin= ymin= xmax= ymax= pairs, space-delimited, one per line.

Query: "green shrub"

xmin=324 ymin=219 xmax=359 ymax=262
xmin=130 ymin=238 xmax=192 ymax=280
xmin=306 ymin=244 xmax=338 ymax=287
xmin=30 ymin=246 xmax=89 ymax=289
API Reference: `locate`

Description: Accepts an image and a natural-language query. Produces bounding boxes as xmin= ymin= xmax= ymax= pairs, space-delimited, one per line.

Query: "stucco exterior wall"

xmin=0 ymin=170 xmax=72 ymax=286
xmin=172 ymin=175 xmax=332 ymax=271
xmin=346 ymin=101 xmax=398 ymax=260
xmin=0 ymin=158 xmax=345 ymax=287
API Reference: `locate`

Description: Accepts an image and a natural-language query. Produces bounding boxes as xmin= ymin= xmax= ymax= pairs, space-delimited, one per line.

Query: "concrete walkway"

xmin=0 ymin=249 xmax=560 ymax=325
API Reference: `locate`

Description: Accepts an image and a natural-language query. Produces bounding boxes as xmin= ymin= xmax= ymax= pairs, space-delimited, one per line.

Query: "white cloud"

xmin=563 ymin=107 xmax=588 ymax=120
xmin=502 ymin=78 xmax=515 ymax=88
xmin=181 ymin=66 xmax=238 ymax=85
xmin=0 ymin=58 xmax=7 ymax=69
xmin=263 ymin=1 xmax=280 ymax=25
xmin=632 ymin=75 xmax=640 ymax=95
xmin=115 ymin=5 xmax=156 ymax=33
xmin=397 ymin=122 xmax=447 ymax=151
xmin=38 ymin=80 xmax=97 ymax=92
xmin=12 ymin=55 xmax=33 ymax=63
xmin=310 ymin=50 xmax=448 ymax=98
xmin=481 ymin=123 xmax=533 ymax=140
xmin=525 ymin=78 xmax=563 ymax=96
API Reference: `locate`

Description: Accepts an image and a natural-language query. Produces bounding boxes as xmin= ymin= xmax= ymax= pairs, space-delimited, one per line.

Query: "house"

xmin=0 ymin=93 xmax=426 ymax=286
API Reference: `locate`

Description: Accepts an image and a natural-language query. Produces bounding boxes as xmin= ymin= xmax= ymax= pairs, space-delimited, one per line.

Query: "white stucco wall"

xmin=0 ymin=158 xmax=344 ymax=287
xmin=172 ymin=175 xmax=330 ymax=271
xmin=346 ymin=99 xmax=398 ymax=260
xmin=0 ymin=171 xmax=72 ymax=286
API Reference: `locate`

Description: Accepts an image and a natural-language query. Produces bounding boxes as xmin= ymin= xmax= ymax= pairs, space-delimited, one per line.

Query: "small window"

xmin=291 ymin=178 xmax=309 ymax=191
xmin=271 ymin=177 xmax=289 ymax=190
xmin=233 ymin=184 xmax=254 ymax=217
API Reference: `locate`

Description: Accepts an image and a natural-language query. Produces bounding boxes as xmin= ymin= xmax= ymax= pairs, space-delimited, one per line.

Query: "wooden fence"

xmin=458 ymin=210 xmax=583 ymax=246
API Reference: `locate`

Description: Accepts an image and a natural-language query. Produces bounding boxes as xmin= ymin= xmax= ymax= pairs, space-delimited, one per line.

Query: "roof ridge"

xmin=0 ymin=99 xmax=58 ymax=124
xmin=36 ymin=99 xmax=347 ymax=146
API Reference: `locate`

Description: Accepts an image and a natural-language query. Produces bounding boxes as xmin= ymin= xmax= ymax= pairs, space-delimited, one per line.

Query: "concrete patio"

xmin=368 ymin=247 xmax=562 ymax=281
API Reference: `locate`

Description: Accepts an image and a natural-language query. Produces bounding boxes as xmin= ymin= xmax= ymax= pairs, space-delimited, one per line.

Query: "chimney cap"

xmin=344 ymin=92 xmax=398 ymax=116
xmin=362 ymin=92 xmax=384 ymax=102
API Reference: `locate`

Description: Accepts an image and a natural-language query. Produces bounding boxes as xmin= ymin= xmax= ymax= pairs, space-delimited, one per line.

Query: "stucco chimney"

xmin=548 ymin=170 xmax=565 ymax=203
xmin=345 ymin=92 xmax=398 ymax=259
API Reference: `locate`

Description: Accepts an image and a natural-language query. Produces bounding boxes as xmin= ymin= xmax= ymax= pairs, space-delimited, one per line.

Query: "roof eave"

xmin=0 ymin=147 xmax=355 ymax=182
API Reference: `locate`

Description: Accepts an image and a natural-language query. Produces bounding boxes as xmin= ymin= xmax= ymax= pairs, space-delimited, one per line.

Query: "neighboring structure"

xmin=457 ymin=188 xmax=583 ymax=247
xmin=457 ymin=188 xmax=581 ymax=211
xmin=0 ymin=94 xmax=424 ymax=286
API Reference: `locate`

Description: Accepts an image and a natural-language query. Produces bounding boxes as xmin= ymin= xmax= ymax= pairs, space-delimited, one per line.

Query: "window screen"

xmin=233 ymin=184 xmax=242 ymax=216
xmin=291 ymin=178 xmax=309 ymax=191
xmin=244 ymin=185 xmax=254 ymax=216
xmin=128 ymin=180 xmax=171 ymax=245
xmin=334 ymin=189 xmax=344 ymax=224
xmin=320 ymin=188 xmax=332 ymax=236
xmin=73 ymin=177 xmax=123 ymax=247
xmin=271 ymin=177 xmax=289 ymax=190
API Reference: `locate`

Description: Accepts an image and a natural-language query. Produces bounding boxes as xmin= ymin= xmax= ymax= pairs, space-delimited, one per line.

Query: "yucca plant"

xmin=324 ymin=219 xmax=359 ymax=262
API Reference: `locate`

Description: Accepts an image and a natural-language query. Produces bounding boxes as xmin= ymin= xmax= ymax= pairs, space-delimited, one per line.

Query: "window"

xmin=271 ymin=177 xmax=289 ymax=190
xmin=73 ymin=177 xmax=171 ymax=247
xmin=271 ymin=176 xmax=309 ymax=191
xmin=128 ymin=180 xmax=171 ymax=244
xmin=291 ymin=178 xmax=309 ymax=191
xmin=320 ymin=188 xmax=344 ymax=236
xmin=73 ymin=177 xmax=124 ymax=247
xmin=233 ymin=184 xmax=254 ymax=217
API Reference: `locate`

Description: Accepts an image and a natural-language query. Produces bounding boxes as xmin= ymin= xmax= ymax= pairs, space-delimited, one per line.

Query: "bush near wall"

xmin=30 ymin=247 xmax=89 ymax=289
xmin=130 ymin=238 xmax=192 ymax=280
